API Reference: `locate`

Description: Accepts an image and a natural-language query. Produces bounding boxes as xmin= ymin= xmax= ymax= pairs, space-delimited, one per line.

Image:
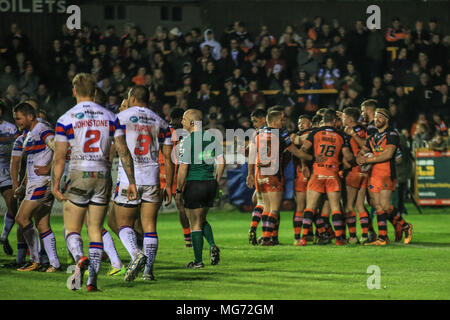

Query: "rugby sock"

xmin=1 ymin=213 xmax=15 ymax=241
xmin=346 ymin=210 xmax=357 ymax=238
xmin=118 ymin=226 xmax=140 ymax=260
xmin=102 ymin=228 xmax=122 ymax=269
xmin=314 ymin=215 xmax=327 ymax=235
xmin=23 ymin=223 xmax=39 ymax=263
xmin=191 ymin=230 xmax=203 ymax=263
xmin=87 ymin=242 xmax=103 ymax=286
xmin=65 ymin=232 xmax=83 ymax=262
xmin=39 ymin=238 xmax=49 ymax=265
xmin=183 ymin=227 xmax=191 ymax=243
xmin=202 ymin=221 xmax=215 ymax=248
xmin=387 ymin=205 xmax=398 ymax=227
xmin=40 ymin=229 xmax=60 ymax=268
xmin=143 ymin=232 xmax=158 ymax=274
xmin=250 ymin=205 xmax=263 ymax=232
xmin=331 ymin=211 xmax=345 ymax=239
xmin=376 ymin=210 xmax=388 ymax=241
xmin=271 ymin=211 xmax=280 ymax=240
xmin=358 ymin=211 xmax=370 ymax=238
xmin=16 ymin=242 xmax=27 ymax=265
xmin=267 ymin=213 xmax=277 ymax=239
xmin=293 ymin=211 xmax=303 ymax=240
xmin=301 ymin=209 xmax=314 ymax=239
xmin=261 ymin=212 xmax=271 ymax=242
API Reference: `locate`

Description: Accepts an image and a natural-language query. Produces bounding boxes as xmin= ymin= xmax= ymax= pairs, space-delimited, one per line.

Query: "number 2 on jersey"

xmin=134 ymin=134 xmax=151 ymax=155
xmin=84 ymin=130 xmax=100 ymax=153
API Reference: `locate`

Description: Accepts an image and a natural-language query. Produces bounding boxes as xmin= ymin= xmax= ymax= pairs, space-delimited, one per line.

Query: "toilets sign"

xmin=0 ymin=0 xmax=68 ymax=13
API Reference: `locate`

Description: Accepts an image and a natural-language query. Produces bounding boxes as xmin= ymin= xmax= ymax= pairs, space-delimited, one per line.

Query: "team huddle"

xmin=246 ymin=100 xmax=413 ymax=247
xmin=0 ymin=73 xmax=225 ymax=292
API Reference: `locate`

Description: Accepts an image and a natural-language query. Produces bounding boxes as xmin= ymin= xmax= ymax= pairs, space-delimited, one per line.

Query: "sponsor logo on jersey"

xmin=75 ymin=112 xmax=85 ymax=119
xmin=130 ymin=116 xmax=139 ymax=123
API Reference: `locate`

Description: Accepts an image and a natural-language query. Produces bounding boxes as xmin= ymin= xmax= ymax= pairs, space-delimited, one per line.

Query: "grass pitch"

xmin=1 ymin=204 xmax=450 ymax=300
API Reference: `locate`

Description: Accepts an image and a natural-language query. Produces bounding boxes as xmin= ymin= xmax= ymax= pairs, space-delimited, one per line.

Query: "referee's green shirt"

xmin=179 ymin=130 xmax=222 ymax=181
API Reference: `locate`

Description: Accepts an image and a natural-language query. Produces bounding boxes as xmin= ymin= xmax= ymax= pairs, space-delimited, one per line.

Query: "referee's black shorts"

xmin=183 ymin=180 xmax=217 ymax=209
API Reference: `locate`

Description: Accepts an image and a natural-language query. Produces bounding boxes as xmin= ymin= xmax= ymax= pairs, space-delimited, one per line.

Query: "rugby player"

xmin=342 ymin=107 xmax=370 ymax=244
xmin=176 ymin=109 xmax=225 ymax=268
xmin=357 ymin=108 xmax=413 ymax=245
xmin=247 ymin=110 xmax=313 ymax=246
xmin=298 ymin=109 xmax=355 ymax=246
xmin=247 ymin=108 xmax=267 ymax=245
xmin=53 ymin=73 xmax=137 ymax=291
xmin=112 ymin=85 xmax=173 ymax=282
xmin=13 ymin=102 xmax=61 ymax=272
xmin=292 ymin=114 xmax=313 ymax=245
xmin=0 ymin=101 xmax=19 ymax=256
xmin=159 ymin=108 xmax=191 ymax=247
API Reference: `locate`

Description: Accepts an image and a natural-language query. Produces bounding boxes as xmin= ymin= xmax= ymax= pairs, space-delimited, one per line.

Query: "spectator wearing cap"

xmin=385 ymin=17 xmax=406 ymax=43
xmin=243 ymin=80 xmax=265 ymax=111
xmin=201 ymin=29 xmax=222 ymax=61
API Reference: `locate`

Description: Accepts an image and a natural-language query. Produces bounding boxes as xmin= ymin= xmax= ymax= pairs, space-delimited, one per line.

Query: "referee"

xmin=176 ymin=109 xmax=225 ymax=269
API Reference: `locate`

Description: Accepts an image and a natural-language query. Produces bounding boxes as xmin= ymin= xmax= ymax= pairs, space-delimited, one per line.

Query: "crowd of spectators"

xmin=0 ymin=17 xmax=449 ymax=150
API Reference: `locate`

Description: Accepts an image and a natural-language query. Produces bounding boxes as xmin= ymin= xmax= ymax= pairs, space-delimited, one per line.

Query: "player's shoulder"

xmin=0 ymin=120 xmax=17 ymax=130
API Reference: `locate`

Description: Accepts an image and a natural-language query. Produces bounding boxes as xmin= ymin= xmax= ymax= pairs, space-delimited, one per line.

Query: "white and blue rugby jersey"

xmin=23 ymin=121 xmax=54 ymax=181
xmin=55 ymin=101 xmax=124 ymax=172
xmin=116 ymin=106 xmax=172 ymax=185
xmin=0 ymin=120 xmax=18 ymax=169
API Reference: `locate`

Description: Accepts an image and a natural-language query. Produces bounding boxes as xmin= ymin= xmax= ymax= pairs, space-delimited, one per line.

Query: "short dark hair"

xmin=14 ymin=102 xmax=37 ymax=119
xmin=298 ymin=114 xmax=312 ymax=122
xmin=94 ymin=87 xmax=107 ymax=106
xmin=343 ymin=107 xmax=361 ymax=122
xmin=312 ymin=114 xmax=322 ymax=125
xmin=251 ymin=108 xmax=267 ymax=119
xmin=323 ymin=109 xmax=338 ymax=123
xmin=361 ymin=99 xmax=377 ymax=110
xmin=170 ymin=107 xmax=185 ymax=120
xmin=129 ymin=85 xmax=149 ymax=104
xmin=267 ymin=110 xmax=283 ymax=124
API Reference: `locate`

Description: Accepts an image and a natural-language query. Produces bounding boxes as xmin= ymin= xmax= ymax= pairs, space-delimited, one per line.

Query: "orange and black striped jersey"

xmin=305 ymin=126 xmax=349 ymax=175
xmin=347 ymin=124 xmax=367 ymax=174
xmin=255 ymin=127 xmax=292 ymax=176
xmin=293 ymin=129 xmax=312 ymax=176
xmin=365 ymin=128 xmax=399 ymax=179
